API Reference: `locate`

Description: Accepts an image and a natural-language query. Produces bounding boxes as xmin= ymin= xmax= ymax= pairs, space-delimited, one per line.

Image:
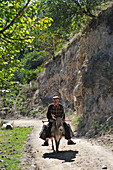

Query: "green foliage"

xmin=33 ymin=30 xmax=67 ymax=57
xmin=0 ymin=127 xmax=32 ymax=169
xmin=13 ymin=29 xmax=65 ymax=84
xmin=0 ymin=0 xmax=53 ymax=89
xmin=13 ymin=64 xmax=45 ymax=84
xmin=55 ymin=43 xmax=63 ymax=54
xmin=37 ymin=0 xmax=109 ymax=33
xmin=24 ymin=70 xmax=38 ymax=83
xmin=22 ymin=50 xmax=45 ymax=70
xmin=32 ymin=0 xmax=109 ymax=64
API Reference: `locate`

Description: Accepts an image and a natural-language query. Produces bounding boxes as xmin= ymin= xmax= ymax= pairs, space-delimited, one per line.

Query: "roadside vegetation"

xmin=0 ymin=126 xmax=32 ymax=170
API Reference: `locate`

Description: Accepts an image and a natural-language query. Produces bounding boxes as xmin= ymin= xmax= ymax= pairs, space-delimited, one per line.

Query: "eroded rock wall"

xmin=36 ymin=4 xmax=113 ymax=135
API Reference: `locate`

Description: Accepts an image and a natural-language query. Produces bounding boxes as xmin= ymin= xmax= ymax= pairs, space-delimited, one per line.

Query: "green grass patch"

xmin=0 ymin=126 xmax=32 ymax=170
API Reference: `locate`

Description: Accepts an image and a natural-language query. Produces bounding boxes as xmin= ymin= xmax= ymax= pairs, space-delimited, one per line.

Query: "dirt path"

xmin=8 ymin=119 xmax=113 ymax=170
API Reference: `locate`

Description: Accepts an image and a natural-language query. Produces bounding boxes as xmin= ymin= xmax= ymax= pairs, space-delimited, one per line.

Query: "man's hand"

xmin=49 ymin=119 xmax=54 ymax=122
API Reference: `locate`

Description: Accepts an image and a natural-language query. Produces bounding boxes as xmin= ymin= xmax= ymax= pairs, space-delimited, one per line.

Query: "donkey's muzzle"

xmin=59 ymin=126 xmax=63 ymax=131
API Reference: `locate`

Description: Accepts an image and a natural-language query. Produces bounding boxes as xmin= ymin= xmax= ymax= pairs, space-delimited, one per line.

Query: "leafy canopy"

xmin=0 ymin=0 xmax=53 ymax=89
xmin=38 ymin=0 xmax=109 ymax=33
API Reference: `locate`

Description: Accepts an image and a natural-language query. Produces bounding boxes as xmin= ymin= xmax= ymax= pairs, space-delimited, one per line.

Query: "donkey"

xmin=51 ymin=117 xmax=65 ymax=153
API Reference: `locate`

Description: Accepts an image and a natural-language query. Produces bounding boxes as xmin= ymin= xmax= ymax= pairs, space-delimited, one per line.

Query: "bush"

xmin=55 ymin=43 xmax=63 ymax=54
xmin=14 ymin=70 xmax=26 ymax=84
xmin=24 ymin=70 xmax=37 ymax=83
xmin=23 ymin=50 xmax=45 ymax=70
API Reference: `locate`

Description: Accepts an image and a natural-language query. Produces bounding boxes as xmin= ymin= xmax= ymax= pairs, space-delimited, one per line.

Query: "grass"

xmin=0 ymin=126 xmax=32 ymax=170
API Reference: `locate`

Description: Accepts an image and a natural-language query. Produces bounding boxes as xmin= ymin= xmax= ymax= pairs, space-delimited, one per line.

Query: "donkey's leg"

xmin=57 ymin=140 xmax=60 ymax=153
xmin=55 ymin=139 xmax=58 ymax=153
xmin=51 ymin=137 xmax=55 ymax=152
xmin=55 ymin=139 xmax=60 ymax=153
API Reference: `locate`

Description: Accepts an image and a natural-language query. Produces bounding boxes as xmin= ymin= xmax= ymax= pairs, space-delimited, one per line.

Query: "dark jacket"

xmin=47 ymin=103 xmax=65 ymax=120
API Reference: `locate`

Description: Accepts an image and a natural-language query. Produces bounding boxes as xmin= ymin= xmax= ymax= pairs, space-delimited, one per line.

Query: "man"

xmin=42 ymin=96 xmax=76 ymax=146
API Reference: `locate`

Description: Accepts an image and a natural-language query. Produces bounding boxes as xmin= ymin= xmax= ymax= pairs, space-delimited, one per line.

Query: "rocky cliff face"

xmin=35 ymin=4 xmax=113 ymax=136
xmin=1 ymin=4 xmax=113 ymax=137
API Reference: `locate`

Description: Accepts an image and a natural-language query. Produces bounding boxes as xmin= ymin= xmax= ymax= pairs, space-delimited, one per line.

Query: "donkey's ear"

xmin=52 ymin=121 xmax=56 ymax=127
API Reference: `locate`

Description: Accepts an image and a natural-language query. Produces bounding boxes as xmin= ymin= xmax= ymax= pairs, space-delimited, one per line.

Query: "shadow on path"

xmin=43 ymin=150 xmax=78 ymax=163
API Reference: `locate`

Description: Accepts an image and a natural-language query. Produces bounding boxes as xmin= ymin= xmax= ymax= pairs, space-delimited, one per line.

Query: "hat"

xmin=53 ymin=96 xmax=60 ymax=99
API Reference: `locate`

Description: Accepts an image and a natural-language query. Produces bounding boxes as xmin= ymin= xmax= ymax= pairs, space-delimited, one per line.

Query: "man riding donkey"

xmin=41 ymin=96 xmax=76 ymax=146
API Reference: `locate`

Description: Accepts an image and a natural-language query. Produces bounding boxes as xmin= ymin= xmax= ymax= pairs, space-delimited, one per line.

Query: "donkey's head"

xmin=55 ymin=117 xmax=64 ymax=132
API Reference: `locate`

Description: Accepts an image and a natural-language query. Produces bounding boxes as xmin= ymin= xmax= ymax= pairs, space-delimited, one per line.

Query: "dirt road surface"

xmin=8 ymin=119 xmax=113 ymax=170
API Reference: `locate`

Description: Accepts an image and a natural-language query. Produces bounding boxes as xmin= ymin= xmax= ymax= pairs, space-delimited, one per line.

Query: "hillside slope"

xmin=35 ymin=3 xmax=113 ymax=136
xmin=0 ymin=3 xmax=113 ymax=138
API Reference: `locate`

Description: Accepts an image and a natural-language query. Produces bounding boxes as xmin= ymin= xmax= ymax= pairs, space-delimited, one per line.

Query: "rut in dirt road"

xmin=10 ymin=119 xmax=113 ymax=170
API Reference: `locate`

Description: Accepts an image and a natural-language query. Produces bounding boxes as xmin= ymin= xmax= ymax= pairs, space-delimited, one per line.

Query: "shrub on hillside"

xmin=23 ymin=50 xmax=45 ymax=70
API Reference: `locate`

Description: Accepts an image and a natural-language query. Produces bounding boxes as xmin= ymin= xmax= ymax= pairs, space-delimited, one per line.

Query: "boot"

xmin=67 ymin=140 xmax=76 ymax=145
xmin=42 ymin=141 xmax=49 ymax=146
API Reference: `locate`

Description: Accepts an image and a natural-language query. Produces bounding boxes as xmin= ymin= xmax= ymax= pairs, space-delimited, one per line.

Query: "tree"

xmin=38 ymin=0 xmax=108 ymax=33
xmin=0 ymin=0 xmax=53 ymax=89
xmin=33 ymin=29 xmax=66 ymax=58
xmin=22 ymin=50 xmax=45 ymax=70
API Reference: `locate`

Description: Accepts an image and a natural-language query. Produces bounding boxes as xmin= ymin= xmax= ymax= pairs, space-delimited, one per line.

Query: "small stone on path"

xmin=102 ymin=165 xmax=107 ymax=169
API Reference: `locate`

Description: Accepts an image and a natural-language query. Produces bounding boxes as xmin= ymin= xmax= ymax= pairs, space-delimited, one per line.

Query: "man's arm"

xmin=47 ymin=105 xmax=52 ymax=120
xmin=60 ymin=104 xmax=65 ymax=120
xmin=62 ymin=107 xmax=65 ymax=120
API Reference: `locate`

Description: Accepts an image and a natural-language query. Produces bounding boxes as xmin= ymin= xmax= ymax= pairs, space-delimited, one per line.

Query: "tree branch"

xmin=0 ymin=0 xmax=31 ymax=34
xmin=10 ymin=37 xmax=33 ymax=41
xmin=2 ymin=32 xmax=33 ymax=42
